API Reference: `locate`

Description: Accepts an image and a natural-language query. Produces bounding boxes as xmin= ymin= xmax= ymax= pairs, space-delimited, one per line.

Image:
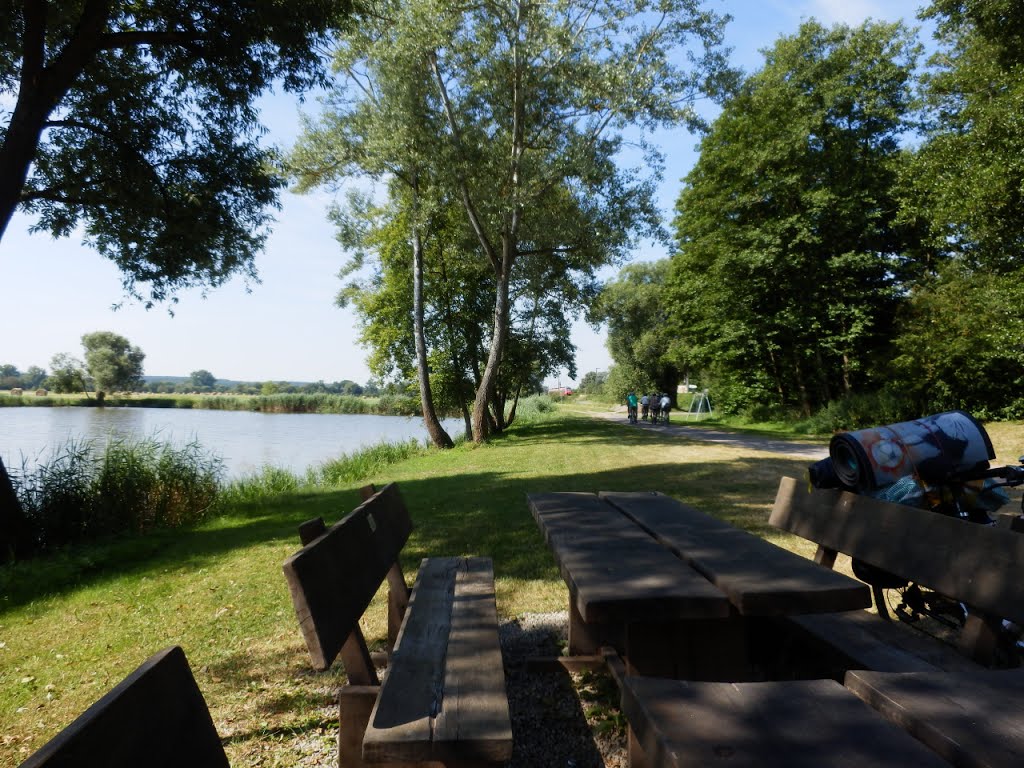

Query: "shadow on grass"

xmin=0 ymin=415 xmax=813 ymax=611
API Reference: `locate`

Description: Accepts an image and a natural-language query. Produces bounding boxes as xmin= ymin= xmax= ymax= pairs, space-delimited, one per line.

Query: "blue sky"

xmin=0 ymin=0 xmax=931 ymax=386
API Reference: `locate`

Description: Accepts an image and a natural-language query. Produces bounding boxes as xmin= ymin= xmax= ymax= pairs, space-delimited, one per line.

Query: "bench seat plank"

xmin=846 ymin=668 xmax=1024 ymax=768
xmin=789 ymin=610 xmax=981 ymax=674
xmin=603 ymin=491 xmax=871 ymax=616
xmin=362 ymin=557 xmax=512 ymax=764
xmin=770 ymin=476 xmax=1024 ymax=625
xmin=622 ymin=676 xmax=949 ymax=767
xmin=528 ymin=492 xmax=730 ymax=622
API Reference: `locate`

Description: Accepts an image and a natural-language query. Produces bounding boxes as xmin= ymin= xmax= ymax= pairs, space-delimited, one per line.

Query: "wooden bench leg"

xmin=627 ymin=725 xmax=651 ymax=768
xmin=960 ymin=611 xmax=1001 ymax=666
xmin=568 ymin=596 xmax=622 ymax=655
xmin=385 ymin=563 xmax=411 ymax=655
xmin=339 ymin=685 xmax=379 ymax=768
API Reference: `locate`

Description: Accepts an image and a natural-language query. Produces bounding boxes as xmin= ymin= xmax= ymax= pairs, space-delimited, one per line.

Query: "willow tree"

xmin=291 ymin=0 xmax=733 ymax=442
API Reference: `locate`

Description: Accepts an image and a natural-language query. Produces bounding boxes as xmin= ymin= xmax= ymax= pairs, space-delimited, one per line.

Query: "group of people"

xmin=626 ymin=392 xmax=672 ymax=424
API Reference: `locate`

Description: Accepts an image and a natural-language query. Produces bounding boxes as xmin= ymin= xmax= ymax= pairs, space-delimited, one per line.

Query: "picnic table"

xmin=528 ymin=490 xmax=870 ymax=679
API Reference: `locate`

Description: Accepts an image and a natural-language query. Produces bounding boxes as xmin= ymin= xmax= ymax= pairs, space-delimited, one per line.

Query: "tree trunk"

xmin=0 ymin=2 xmax=108 ymax=244
xmin=411 ymin=211 xmax=453 ymax=449
xmin=472 ymin=244 xmax=512 ymax=443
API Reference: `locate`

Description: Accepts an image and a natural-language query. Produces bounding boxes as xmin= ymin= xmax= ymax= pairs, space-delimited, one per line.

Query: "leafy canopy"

xmin=0 ymin=1 xmax=351 ymax=305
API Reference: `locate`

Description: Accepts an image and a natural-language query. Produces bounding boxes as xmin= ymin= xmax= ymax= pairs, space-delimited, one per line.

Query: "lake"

xmin=0 ymin=407 xmax=465 ymax=478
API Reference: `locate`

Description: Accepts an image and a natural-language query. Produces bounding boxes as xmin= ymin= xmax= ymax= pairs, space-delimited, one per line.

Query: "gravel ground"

xmin=285 ymin=610 xmax=626 ymax=767
xmin=500 ymin=611 xmax=626 ymax=768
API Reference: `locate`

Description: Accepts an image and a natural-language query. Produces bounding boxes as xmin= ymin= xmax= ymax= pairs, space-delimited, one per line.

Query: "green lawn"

xmin=1 ymin=410 xmax=1021 ymax=766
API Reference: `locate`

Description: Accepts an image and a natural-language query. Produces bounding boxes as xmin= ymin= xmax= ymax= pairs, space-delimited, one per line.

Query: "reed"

xmin=9 ymin=435 xmax=223 ymax=552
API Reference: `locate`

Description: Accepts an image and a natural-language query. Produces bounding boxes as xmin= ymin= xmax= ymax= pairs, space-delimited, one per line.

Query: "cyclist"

xmin=659 ymin=393 xmax=671 ymax=424
xmin=640 ymin=394 xmax=650 ymax=421
xmin=626 ymin=392 xmax=639 ymax=424
xmin=649 ymin=393 xmax=661 ymax=423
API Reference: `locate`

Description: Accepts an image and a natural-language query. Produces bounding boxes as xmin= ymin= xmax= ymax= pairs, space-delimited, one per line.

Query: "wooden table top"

xmin=529 ymin=491 xmax=870 ymax=622
xmin=528 ymin=492 xmax=731 ymax=623
xmin=602 ymin=491 xmax=871 ymax=616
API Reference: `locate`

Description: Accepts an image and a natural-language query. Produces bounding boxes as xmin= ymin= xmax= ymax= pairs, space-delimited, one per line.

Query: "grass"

xmin=1 ymin=409 xmax=1022 ymax=766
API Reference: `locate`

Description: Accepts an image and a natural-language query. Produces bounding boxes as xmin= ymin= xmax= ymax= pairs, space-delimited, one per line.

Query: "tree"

xmin=592 ymin=261 xmax=681 ymax=402
xmin=1 ymin=1 xmax=351 ymax=304
xmin=21 ymin=365 xmax=46 ymax=389
xmin=576 ymin=371 xmax=607 ymax=397
xmin=47 ymin=352 xmax=88 ymax=394
xmin=81 ymin=331 xmax=145 ymax=392
xmin=188 ymin=369 xmax=216 ymax=389
xmin=291 ymin=0 xmax=734 ymax=442
xmin=903 ymin=1 xmax=1024 ymax=270
xmin=669 ymin=20 xmax=920 ymax=415
xmin=888 ymin=265 xmax=1024 ymax=418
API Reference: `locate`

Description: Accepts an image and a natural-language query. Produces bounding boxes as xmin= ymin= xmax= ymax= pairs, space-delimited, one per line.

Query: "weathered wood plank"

xmin=770 ymin=476 xmax=1024 ymax=625
xmin=20 ymin=646 xmax=228 ymax=768
xmin=432 ymin=557 xmax=514 ymax=764
xmin=363 ymin=557 xmax=512 ymax=764
xmin=528 ymin=492 xmax=730 ymax=622
xmin=602 ymin=491 xmax=871 ymax=616
xmin=846 ymin=668 xmax=1024 ymax=768
xmin=363 ymin=557 xmax=459 ymax=762
xmin=622 ymin=676 xmax=949 ymax=767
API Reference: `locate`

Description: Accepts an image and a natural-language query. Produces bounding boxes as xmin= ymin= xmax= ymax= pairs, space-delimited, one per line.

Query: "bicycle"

xmin=810 ymin=412 xmax=1024 ymax=664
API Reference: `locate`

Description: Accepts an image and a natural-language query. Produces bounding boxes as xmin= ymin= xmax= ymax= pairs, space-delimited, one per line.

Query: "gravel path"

xmin=580 ymin=408 xmax=829 ymax=460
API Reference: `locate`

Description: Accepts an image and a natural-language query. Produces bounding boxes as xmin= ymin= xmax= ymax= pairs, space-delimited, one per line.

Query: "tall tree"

xmin=292 ymin=0 xmax=734 ymax=442
xmin=1 ymin=1 xmax=351 ymax=304
xmin=906 ymin=1 xmax=1024 ymax=270
xmin=592 ymin=260 xmax=680 ymax=401
xmin=669 ymin=20 xmax=920 ymax=415
xmin=81 ymin=331 xmax=145 ymax=392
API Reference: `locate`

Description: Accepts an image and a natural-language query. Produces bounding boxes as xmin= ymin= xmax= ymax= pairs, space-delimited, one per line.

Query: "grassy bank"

xmin=2 ymin=410 xmax=1022 ymax=766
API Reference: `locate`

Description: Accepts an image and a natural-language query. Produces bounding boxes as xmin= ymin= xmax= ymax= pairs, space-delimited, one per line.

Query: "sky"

xmin=0 ymin=0 xmax=933 ymax=387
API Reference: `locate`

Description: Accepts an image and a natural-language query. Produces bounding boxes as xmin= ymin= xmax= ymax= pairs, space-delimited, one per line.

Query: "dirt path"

xmin=579 ymin=408 xmax=829 ymax=460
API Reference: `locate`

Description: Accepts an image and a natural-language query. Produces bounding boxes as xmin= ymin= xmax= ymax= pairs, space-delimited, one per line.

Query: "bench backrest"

xmin=282 ymin=483 xmax=412 ymax=671
xmin=21 ymin=646 xmax=228 ymax=768
xmin=770 ymin=476 xmax=1024 ymax=625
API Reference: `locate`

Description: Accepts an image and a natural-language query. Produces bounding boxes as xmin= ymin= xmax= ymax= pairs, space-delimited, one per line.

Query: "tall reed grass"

xmin=10 ymin=435 xmax=223 ymax=552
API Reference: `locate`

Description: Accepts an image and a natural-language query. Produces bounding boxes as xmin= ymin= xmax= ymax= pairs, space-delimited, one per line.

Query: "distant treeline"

xmin=0 ymin=392 xmax=427 ymax=417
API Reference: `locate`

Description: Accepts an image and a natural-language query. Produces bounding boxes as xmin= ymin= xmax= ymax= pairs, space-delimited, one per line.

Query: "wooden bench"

xmin=282 ymin=483 xmax=512 ymax=767
xmin=769 ymin=475 xmax=1024 ymax=671
xmin=21 ymin=646 xmax=228 ymax=768
xmin=618 ymin=672 xmax=949 ymax=767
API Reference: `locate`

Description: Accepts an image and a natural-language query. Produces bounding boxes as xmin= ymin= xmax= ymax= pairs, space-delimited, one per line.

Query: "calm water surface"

xmin=0 ymin=407 xmax=463 ymax=478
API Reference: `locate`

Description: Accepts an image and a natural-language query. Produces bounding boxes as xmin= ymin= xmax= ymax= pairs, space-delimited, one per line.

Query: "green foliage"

xmin=188 ymin=369 xmax=216 ymax=389
xmin=576 ymin=371 xmax=608 ymax=397
xmin=793 ymin=390 xmax=919 ymax=434
xmin=9 ymin=435 xmax=223 ymax=552
xmin=1 ymin=1 xmax=352 ymax=304
xmin=604 ymin=364 xmax=656 ymax=404
xmin=904 ymin=1 xmax=1024 ymax=270
xmin=887 ymin=267 xmax=1024 ymax=419
xmin=593 ymin=260 xmax=680 ymax=396
xmin=313 ymin=439 xmax=428 ymax=486
xmin=290 ymin=0 xmax=734 ymax=440
xmin=46 ymin=353 xmax=88 ymax=394
xmin=81 ymin=331 xmax=145 ymax=392
xmin=511 ymin=395 xmax=559 ymax=423
xmin=669 ymin=19 xmax=920 ymax=415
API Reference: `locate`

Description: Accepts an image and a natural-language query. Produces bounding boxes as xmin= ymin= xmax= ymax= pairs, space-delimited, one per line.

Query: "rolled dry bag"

xmin=829 ymin=410 xmax=995 ymax=492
